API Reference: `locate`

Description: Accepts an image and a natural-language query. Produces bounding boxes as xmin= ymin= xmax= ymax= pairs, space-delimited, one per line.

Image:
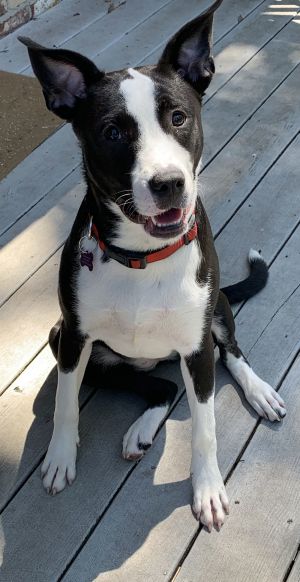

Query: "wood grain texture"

xmin=0 ymin=249 xmax=61 ymax=395
xmin=216 ymin=133 xmax=300 ymax=286
xmin=176 ymin=355 xmax=300 ymax=582
xmin=288 ymin=553 xmax=300 ymax=582
xmin=0 ymin=0 xmax=114 ymax=73
xmin=205 ymin=65 xmax=299 ymax=235
xmin=202 ymin=16 xmax=300 ymax=164
xmin=139 ymin=0 xmax=300 ymax=68
xmin=0 ymin=171 xmax=84 ymax=307
xmin=0 ymin=124 xmax=80 ymax=237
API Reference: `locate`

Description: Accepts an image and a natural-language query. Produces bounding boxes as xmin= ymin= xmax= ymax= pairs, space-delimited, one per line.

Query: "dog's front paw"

xmin=245 ymin=379 xmax=286 ymax=422
xmin=192 ymin=468 xmax=229 ymax=531
xmin=41 ymin=431 xmax=78 ymax=495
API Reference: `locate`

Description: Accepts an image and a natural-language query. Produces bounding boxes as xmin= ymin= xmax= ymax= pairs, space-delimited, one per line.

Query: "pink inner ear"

xmin=46 ymin=58 xmax=86 ymax=99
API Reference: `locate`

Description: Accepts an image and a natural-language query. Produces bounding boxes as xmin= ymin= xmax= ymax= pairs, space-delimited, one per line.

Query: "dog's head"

xmin=20 ymin=0 xmax=222 ymax=245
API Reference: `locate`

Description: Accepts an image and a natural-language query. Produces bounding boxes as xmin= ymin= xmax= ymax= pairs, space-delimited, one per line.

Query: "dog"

xmin=19 ymin=0 xmax=286 ymax=531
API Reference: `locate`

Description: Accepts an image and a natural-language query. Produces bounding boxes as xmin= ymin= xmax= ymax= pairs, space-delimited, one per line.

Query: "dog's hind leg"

xmin=122 ymin=373 xmax=177 ymax=461
xmin=212 ymin=291 xmax=286 ymax=421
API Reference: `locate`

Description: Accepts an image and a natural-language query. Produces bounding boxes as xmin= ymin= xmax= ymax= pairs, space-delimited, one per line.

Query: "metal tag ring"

xmin=79 ymin=235 xmax=98 ymax=253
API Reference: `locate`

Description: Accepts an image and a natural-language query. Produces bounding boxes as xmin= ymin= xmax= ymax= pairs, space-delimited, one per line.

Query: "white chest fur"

xmin=77 ymin=242 xmax=210 ymax=359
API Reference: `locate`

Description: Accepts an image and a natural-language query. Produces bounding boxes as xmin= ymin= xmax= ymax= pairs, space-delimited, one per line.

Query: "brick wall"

xmin=0 ymin=0 xmax=60 ymax=37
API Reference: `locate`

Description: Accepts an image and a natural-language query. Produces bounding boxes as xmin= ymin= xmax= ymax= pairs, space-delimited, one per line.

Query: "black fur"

xmin=222 ymin=254 xmax=268 ymax=305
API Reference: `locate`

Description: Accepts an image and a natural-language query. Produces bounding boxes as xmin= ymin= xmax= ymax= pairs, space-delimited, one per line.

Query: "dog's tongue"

xmin=153 ymin=208 xmax=183 ymax=225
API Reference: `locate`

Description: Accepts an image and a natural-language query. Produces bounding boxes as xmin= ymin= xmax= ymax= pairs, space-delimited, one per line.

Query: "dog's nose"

xmin=149 ymin=170 xmax=185 ymax=198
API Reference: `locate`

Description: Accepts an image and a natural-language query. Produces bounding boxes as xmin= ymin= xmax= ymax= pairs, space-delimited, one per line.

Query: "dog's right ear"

xmin=158 ymin=0 xmax=222 ymax=95
xmin=18 ymin=37 xmax=104 ymax=120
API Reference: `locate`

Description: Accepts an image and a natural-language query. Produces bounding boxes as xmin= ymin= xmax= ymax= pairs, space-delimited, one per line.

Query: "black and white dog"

xmin=20 ymin=0 xmax=286 ymax=531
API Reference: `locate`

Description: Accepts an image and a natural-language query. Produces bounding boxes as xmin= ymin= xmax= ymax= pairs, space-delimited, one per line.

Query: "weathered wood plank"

xmin=216 ymin=133 xmax=300 ymax=286
xmin=1 ymin=18 xmax=298 ymax=306
xmin=202 ymin=18 xmax=300 ymax=164
xmin=95 ymin=0 xmax=249 ymax=71
xmin=0 ymin=170 xmax=84 ymax=307
xmin=139 ymin=0 xmax=300 ymax=69
xmin=0 ymin=250 xmax=61 ymax=395
xmin=0 ymin=0 xmax=275 ymax=239
xmin=0 ymin=0 xmax=122 ymax=74
xmin=57 ymin=0 xmax=179 ymax=71
xmin=205 ymin=65 xmax=299 ymax=235
xmin=58 ymin=197 xmax=300 ymax=582
xmin=288 ymin=553 xmax=300 ymax=582
xmin=175 ymin=355 xmax=300 ymax=582
xmin=0 ymin=124 xmax=80 ymax=237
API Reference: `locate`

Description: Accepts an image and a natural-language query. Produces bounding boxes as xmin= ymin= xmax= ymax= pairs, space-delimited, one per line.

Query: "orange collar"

xmin=91 ymin=216 xmax=198 ymax=269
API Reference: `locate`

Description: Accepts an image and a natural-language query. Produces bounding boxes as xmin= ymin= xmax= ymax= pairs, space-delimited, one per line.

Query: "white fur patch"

xmin=249 ymin=248 xmax=262 ymax=262
xmin=77 ymin=238 xmax=208 ymax=360
xmin=226 ymin=352 xmax=286 ymax=422
xmin=181 ymin=360 xmax=229 ymax=530
xmin=119 ymin=68 xmax=196 ymax=218
xmin=122 ymin=404 xmax=168 ymax=460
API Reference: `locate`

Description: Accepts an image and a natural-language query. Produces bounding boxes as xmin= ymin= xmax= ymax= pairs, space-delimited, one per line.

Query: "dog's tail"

xmin=221 ymin=249 xmax=268 ymax=305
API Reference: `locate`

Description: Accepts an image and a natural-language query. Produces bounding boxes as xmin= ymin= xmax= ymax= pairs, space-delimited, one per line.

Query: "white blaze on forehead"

xmin=120 ymin=68 xmax=193 ymax=185
xmin=120 ymin=68 xmax=158 ymax=136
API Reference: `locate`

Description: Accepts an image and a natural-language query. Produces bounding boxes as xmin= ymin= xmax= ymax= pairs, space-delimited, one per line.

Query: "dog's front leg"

xmin=42 ymin=326 xmax=91 ymax=495
xmin=181 ymin=334 xmax=229 ymax=531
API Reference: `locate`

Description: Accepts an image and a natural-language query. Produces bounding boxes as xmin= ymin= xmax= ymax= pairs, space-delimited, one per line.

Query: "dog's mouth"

xmin=144 ymin=207 xmax=189 ymax=238
xmin=119 ymin=201 xmax=192 ymax=239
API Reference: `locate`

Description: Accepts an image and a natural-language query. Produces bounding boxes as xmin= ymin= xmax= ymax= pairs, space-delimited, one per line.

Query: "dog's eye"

xmin=105 ymin=125 xmax=122 ymax=141
xmin=172 ymin=111 xmax=186 ymax=127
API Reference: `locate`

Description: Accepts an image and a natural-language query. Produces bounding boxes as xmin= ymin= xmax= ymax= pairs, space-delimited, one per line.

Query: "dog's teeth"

xmin=154 ymin=219 xmax=181 ymax=228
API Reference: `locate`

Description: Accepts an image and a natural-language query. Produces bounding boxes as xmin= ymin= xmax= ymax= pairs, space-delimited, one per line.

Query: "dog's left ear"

xmin=18 ymin=37 xmax=104 ymax=120
xmin=158 ymin=0 xmax=222 ymax=95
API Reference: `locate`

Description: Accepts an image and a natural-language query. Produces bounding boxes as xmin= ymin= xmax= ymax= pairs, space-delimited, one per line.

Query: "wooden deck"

xmin=0 ymin=1 xmax=299 ymax=580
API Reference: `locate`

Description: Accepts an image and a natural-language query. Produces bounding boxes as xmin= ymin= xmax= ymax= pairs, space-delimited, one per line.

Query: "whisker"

xmin=115 ymin=190 xmax=132 ymax=196
xmin=115 ymin=191 xmax=133 ymax=204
